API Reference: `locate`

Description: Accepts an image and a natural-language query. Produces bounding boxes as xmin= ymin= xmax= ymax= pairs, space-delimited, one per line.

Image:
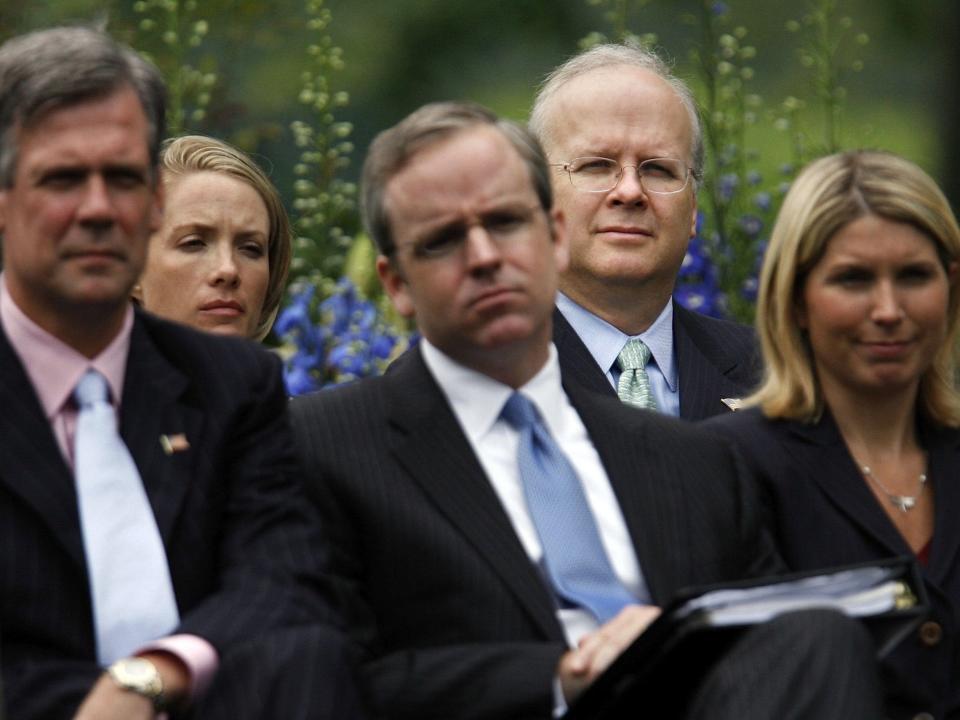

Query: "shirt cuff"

xmin=137 ymin=634 xmax=219 ymax=700
xmin=552 ymin=674 xmax=569 ymax=718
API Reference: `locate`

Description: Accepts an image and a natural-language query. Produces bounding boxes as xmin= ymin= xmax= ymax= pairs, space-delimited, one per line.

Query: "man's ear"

xmin=376 ymin=254 xmax=415 ymax=318
xmin=688 ymin=195 xmax=698 ymax=239
xmin=0 ymin=187 xmax=7 ymax=235
xmin=149 ymin=167 xmax=165 ymax=233
xmin=549 ymin=207 xmax=569 ymax=274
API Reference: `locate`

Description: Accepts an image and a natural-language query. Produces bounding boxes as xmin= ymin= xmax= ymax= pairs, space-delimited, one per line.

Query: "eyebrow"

xmin=167 ymin=222 xmax=268 ymax=240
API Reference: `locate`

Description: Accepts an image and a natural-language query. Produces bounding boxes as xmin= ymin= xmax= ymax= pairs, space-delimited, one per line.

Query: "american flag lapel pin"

xmin=160 ymin=433 xmax=190 ymax=455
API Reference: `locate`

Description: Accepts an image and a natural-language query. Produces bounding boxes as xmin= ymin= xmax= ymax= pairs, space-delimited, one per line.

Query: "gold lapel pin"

xmin=160 ymin=433 xmax=190 ymax=455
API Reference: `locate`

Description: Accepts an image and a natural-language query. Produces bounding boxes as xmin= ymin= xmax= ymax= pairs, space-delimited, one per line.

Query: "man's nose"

xmin=464 ymin=224 xmax=503 ymax=272
xmin=76 ymin=176 xmax=116 ymax=225
xmin=607 ymin=165 xmax=648 ymax=206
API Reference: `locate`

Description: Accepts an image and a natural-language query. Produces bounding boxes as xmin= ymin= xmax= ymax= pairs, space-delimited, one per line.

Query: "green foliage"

xmin=684 ymin=1 xmax=770 ymax=323
xmin=288 ymin=0 xmax=358 ymax=288
xmin=128 ymin=0 xmax=217 ymax=135
xmin=780 ymin=0 xmax=869 ymax=159
xmin=580 ymin=0 xmax=657 ymax=49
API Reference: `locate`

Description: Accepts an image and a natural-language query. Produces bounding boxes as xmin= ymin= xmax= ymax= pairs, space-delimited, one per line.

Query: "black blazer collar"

xmin=0 ymin=313 xmax=200 ymax=570
xmin=383 ymin=347 xmax=564 ymax=640
xmin=782 ymin=409 xmax=960 ymax=582
xmin=673 ymin=302 xmax=750 ymax=420
xmin=0 ymin=324 xmax=83 ymax=567
xmin=120 ymin=312 xmax=201 ymax=543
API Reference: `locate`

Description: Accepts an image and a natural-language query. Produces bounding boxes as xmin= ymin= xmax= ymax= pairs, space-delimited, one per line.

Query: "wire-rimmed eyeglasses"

xmin=551 ymin=156 xmax=693 ymax=195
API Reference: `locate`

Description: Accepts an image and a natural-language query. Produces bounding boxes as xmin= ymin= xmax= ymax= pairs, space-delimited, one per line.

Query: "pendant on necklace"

xmin=890 ymin=495 xmax=916 ymax=512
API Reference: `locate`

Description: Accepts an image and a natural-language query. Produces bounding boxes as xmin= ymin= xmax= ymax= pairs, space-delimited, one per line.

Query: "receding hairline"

xmin=381 ymin=123 xmax=538 ymax=220
xmin=533 ymin=63 xmax=695 ymax=155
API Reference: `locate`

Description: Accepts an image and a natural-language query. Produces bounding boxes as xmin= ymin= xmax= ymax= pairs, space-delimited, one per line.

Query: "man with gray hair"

xmin=0 ymin=26 xmax=362 ymax=719
xmin=530 ymin=42 xmax=759 ymax=420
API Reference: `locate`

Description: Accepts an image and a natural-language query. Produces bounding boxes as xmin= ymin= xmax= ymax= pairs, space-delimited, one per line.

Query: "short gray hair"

xmin=0 ymin=25 xmax=166 ymax=187
xmin=529 ymin=41 xmax=704 ymax=187
xmin=361 ymin=101 xmax=553 ymax=256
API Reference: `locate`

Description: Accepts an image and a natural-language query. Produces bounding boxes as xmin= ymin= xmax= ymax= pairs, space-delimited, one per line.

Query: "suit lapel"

xmin=385 ymin=349 xmax=562 ymax=639
xmin=674 ymin=304 xmax=745 ymax=420
xmin=565 ymin=382 xmax=685 ymax=604
xmin=783 ymin=415 xmax=914 ymax=557
xmin=552 ymin=308 xmax=617 ymax=398
xmin=0 ymin=327 xmax=86 ymax=568
xmin=120 ymin=315 xmax=202 ymax=542
xmin=922 ymin=423 xmax=960 ymax=585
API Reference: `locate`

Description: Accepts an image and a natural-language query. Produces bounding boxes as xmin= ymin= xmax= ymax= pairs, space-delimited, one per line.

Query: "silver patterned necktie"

xmin=501 ymin=392 xmax=635 ymax=623
xmin=617 ymin=338 xmax=659 ymax=411
xmin=73 ymin=369 xmax=179 ymax=665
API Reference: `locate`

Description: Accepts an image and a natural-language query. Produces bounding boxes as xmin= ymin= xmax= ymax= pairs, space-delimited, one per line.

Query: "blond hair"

xmin=748 ymin=150 xmax=960 ymax=425
xmin=160 ymin=135 xmax=292 ymax=340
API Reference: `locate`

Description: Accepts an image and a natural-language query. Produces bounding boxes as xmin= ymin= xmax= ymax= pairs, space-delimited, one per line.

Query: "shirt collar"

xmin=0 ymin=273 xmax=133 ymax=418
xmin=556 ymin=292 xmax=677 ymax=391
xmin=420 ymin=338 xmax=569 ymax=443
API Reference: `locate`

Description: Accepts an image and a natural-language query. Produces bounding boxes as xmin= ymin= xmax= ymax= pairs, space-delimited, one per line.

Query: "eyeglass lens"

xmin=566 ymin=157 xmax=688 ymax=194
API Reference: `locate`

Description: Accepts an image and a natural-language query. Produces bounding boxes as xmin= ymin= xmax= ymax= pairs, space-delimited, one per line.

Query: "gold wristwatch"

xmin=107 ymin=657 xmax=166 ymax=710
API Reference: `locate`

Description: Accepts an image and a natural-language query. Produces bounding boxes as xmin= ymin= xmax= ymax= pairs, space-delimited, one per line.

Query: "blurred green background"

xmin=2 ymin=0 xmax=957 ymax=213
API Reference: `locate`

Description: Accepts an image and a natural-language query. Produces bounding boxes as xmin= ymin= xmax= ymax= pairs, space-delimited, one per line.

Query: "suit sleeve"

xmin=729 ymin=441 xmax=787 ymax=579
xmin=175 ymin=351 xmax=336 ymax=649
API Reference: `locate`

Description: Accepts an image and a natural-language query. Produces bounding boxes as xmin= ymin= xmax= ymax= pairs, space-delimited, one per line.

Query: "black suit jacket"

xmin=553 ymin=302 xmax=760 ymax=421
xmin=705 ymin=407 xmax=960 ymax=720
xmin=291 ymin=346 xmax=782 ymax=720
xmin=0 ymin=310 xmax=334 ymax=719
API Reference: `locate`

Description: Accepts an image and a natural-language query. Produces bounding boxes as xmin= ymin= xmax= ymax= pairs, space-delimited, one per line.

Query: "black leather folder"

xmin=563 ymin=557 xmax=927 ymax=720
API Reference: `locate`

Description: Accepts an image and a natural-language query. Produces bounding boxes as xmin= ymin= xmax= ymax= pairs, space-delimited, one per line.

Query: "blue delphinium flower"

xmin=676 ymin=214 xmax=724 ymax=319
xmin=711 ymin=1 xmax=729 ymax=16
xmin=277 ymin=278 xmax=412 ymax=395
xmin=718 ymin=173 xmax=739 ymax=203
xmin=738 ymin=214 xmax=763 ymax=238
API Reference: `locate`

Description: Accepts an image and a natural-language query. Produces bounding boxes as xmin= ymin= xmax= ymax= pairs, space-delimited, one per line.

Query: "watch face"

xmin=123 ymin=658 xmax=154 ymax=679
xmin=109 ymin=657 xmax=164 ymax=705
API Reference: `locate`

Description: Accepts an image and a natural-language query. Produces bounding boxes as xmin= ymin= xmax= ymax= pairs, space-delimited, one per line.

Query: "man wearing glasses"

xmin=291 ymin=100 xmax=881 ymax=720
xmin=530 ymin=43 xmax=759 ymax=420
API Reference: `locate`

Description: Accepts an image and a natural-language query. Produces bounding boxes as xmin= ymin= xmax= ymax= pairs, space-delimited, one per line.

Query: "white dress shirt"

xmin=420 ymin=338 xmax=650 ymax=648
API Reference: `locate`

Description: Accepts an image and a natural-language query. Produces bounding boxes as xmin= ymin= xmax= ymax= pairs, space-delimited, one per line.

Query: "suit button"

xmin=912 ymin=713 xmax=934 ymax=720
xmin=918 ymin=621 xmax=942 ymax=646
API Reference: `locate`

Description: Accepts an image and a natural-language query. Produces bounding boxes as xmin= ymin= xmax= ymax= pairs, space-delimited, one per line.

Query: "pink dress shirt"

xmin=0 ymin=276 xmax=218 ymax=702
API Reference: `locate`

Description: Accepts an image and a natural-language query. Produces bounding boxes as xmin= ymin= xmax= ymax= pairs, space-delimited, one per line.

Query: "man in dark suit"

xmin=291 ymin=100 xmax=881 ymax=719
xmin=0 ymin=26 xmax=362 ymax=719
xmin=528 ymin=43 xmax=758 ymax=420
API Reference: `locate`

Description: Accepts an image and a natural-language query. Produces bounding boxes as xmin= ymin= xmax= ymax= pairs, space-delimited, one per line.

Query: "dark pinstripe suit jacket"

xmin=553 ymin=302 xmax=761 ymax=421
xmin=706 ymin=407 xmax=960 ymax=720
xmin=290 ymin=346 xmax=782 ymax=720
xmin=0 ymin=310 xmax=333 ymax=719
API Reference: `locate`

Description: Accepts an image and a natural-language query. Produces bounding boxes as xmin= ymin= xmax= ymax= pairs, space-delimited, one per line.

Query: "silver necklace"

xmin=859 ymin=465 xmax=927 ymax=513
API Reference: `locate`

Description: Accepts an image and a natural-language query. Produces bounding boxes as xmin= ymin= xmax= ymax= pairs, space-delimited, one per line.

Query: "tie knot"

xmin=617 ymin=338 xmax=651 ymax=371
xmin=500 ymin=392 xmax=539 ymax=430
xmin=73 ymin=370 xmax=110 ymax=409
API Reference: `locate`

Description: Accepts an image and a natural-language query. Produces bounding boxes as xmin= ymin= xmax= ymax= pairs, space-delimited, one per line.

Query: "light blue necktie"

xmin=617 ymin=339 xmax=659 ymax=411
xmin=501 ymin=392 xmax=635 ymax=624
xmin=73 ymin=369 xmax=179 ymax=665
